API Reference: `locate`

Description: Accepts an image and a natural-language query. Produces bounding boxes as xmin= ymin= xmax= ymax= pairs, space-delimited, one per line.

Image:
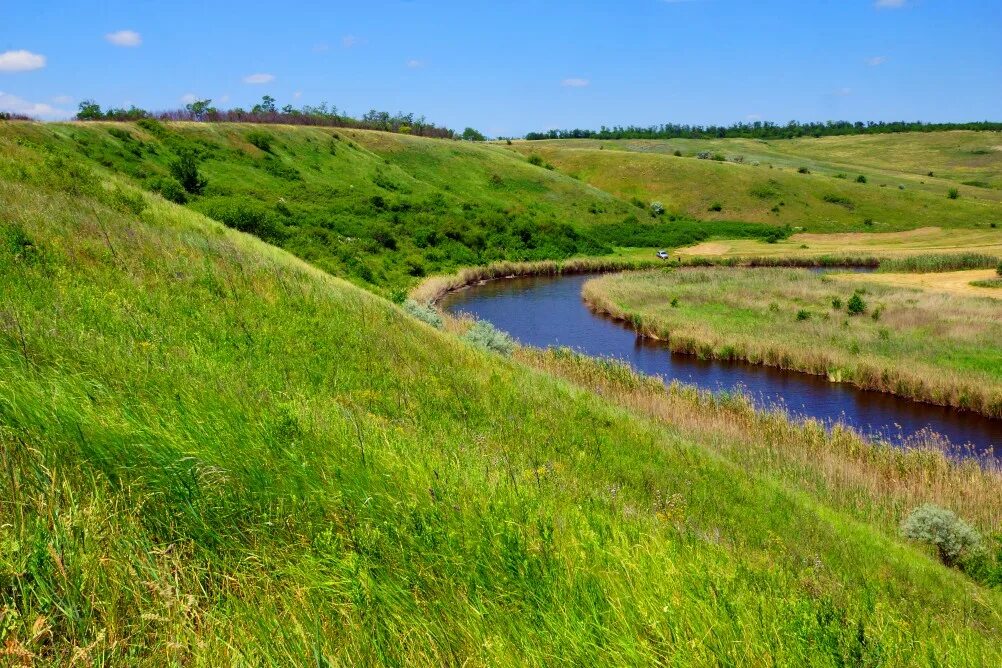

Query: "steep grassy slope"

xmin=0 ymin=121 xmax=795 ymax=295
xmin=510 ymin=134 xmax=1002 ymax=233
xmin=3 ymin=132 xmax=1002 ymax=664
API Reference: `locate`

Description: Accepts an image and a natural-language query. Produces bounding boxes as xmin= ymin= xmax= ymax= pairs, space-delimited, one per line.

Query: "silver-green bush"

xmin=462 ymin=320 xmax=515 ymax=356
xmin=402 ymin=299 xmax=443 ymax=329
xmin=900 ymin=504 xmax=980 ymax=567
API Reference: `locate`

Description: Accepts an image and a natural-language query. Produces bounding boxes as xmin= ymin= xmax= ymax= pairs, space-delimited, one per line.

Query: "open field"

xmin=509 ymin=133 xmax=1002 ymax=232
xmin=674 ymin=226 xmax=1002 ymax=260
xmin=582 ymin=268 xmax=1002 ymax=417
xmin=837 ymin=269 xmax=1002 ymax=299
xmin=3 ymin=123 xmax=1002 ymax=663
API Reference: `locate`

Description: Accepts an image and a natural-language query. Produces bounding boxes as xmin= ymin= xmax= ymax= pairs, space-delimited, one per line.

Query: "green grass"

xmin=3 ymin=129 xmax=1002 ymax=663
xmin=583 ymin=268 xmax=1002 ymax=416
xmin=507 ymin=133 xmax=1002 ymax=232
xmin=972 ymin=278 xmax=1002 ymax=288
xmin=879 ymin=252 xmax=1001 ymax=273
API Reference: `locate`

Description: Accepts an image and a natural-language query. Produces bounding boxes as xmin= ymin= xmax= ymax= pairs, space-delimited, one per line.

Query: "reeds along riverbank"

xmin=581 ymin=270 xmax=1002 ymax=419
xmin=519 ymin=347 xmax=1002 ymax=535
xmin=409 ymin=254 xmax=885 ymax=305
xmin=408 ymin=257 xmax=662 ymax=304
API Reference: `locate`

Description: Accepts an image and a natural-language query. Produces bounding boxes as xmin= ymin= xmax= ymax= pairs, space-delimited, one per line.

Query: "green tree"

xmin=76 ymin=100 xmax=103 ymax=121
xmin=462 ymin=127 xmax=486 ymax=142
xmin=185 ymin=99 xmax=215 ymax=120
xmin=252 ymin=95 xmax=277 ymax=114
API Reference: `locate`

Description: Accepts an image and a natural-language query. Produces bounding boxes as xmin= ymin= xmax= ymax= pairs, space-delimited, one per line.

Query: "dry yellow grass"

xmin=677 ymin=226 xmax=1002 ymax=259
xmin=836 ymin=269 xmax=1002 ymax=299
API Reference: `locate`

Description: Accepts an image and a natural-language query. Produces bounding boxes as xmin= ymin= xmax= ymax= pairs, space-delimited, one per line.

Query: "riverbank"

xmin=582 ymin=267 xmax=1002 ymax=418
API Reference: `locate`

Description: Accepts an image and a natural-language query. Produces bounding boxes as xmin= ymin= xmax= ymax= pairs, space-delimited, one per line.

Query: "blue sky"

xmin=2 ymin=1 xmax=999 ymax=136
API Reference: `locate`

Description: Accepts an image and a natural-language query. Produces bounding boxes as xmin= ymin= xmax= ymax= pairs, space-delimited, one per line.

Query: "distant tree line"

xmin=0 ymin=111 xmax=33 ymax=121
xmin=74 ymin=96 xmax=461 ymax=139
xmin=525 ymin=120 xmax=1002 ymax=141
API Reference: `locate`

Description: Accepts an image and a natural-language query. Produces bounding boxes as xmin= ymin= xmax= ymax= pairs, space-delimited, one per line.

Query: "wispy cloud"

xmin=293 ymin=90 xmax=303 ymax=100
xmin=243 ymin=73 xmax=275 ymax=85
xmin=180 ymin=93 xmax=200 ymax=104
xmin=866 ymin=56 xmax=887 ymax=66
xmin=0 ymin=91 xmax=66 ymax=118
xmin=342 ymin=35 xmax=363 ymax=48
xmin=52 ymin=94 xmax=73 ymax=105
xmin=875 ymin=0 xmax=906 ymax=8
xmin=406 ymin=59 xmax=425 ymax=69
xmin=0 ymin=50 xmax=46 ymax=72
xmin=312 ymin=43 xmax=330 ymax=53
xmin=105 ymin=30 xmax=142 ymax=47
xmin=561 ymin=78 xmax=590 ymax=88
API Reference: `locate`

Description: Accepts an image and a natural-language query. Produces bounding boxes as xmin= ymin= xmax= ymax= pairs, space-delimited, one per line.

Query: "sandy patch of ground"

xmin=835 ymin=269 xmax=1002 ymax=299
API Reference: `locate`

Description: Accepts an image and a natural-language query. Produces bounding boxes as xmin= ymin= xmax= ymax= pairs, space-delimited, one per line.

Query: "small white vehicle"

xmin=656 ymin=250 xmax=670 ymax=260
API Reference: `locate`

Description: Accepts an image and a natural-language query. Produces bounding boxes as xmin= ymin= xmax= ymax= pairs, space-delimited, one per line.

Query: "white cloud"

xmin=52 ymin=94 xmax=73 ymax=105
xmin=875 ymin=0 xmax=906 ymax=8
xmin=406 ymin=59 xmax=425 ymax=69
xmin=0 ymin=50 xmax=46 ymax=73
xmin=293 ymin=90 xmax=303 ymax=99
xmin=243 ymin=73 xmax=275 ymax=84
xmin=0 ymin=91 xmax=67 ymax=118
xmin=105 ymin=30 xmax=142 ymax=47
xmin=561 ymin=78 xmax=590 ymax=88
xmin=180 ymin=93 xmax=199 ymax=104
xmin=342 ymin=35 xmax=362 ymax=48
xmin=866 ymin=56 xmax=887 ymax=66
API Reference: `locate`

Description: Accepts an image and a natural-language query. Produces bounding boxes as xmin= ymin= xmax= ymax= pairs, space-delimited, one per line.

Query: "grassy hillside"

xmin=3 ymin=129 xmax=1002 ymax=663
xmin=510 ymin=133 xmax=1002 ymax=233
xmin=582 ymin=268 xmax=1002 ymax=416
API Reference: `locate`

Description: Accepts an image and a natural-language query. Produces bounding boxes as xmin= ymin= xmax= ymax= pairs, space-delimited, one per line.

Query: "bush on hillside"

xmin=856 ymin=174 xmax=867 ymax=184
xmin=169 ymin=153 xmax=207 ymax=194
xmin=149 ymin=177 xmax=188 ymax=204
xmin=462 ymin=320 xmax=515 ymax=356
xmin=402 ymin=299 xmax=443 ymax=329
xmin=650 ymin=201 xmax=665 ymax=216
xmin=948 ymin=187 xmax=960 ymax=199
xmin=246 ymin=130 xmax=274 ymax=152
xmin=900 ymin=504 xmax=980 ymax=567
xmin=997 ymin=261 xmax=1002 ymax=277
xmin=527 ymin=154 xmax=544 ymax=167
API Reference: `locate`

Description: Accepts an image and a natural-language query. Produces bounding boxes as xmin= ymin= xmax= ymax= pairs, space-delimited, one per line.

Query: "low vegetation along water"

xmin=443 ymin=272 xmax=1002 ymax=460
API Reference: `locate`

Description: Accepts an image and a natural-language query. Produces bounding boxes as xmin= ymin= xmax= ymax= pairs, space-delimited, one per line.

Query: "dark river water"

xmin=441 ymin=272 xmax=1002 ymax=461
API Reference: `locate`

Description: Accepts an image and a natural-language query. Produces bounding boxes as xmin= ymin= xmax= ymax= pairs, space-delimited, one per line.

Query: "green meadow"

xmin=509 ymin=132 xmax=1002 ymax=233
xmin=2 ymin=120 xmax=1002 ymax=664
xmin=583 ymin=268 xmax=1002 ymax=416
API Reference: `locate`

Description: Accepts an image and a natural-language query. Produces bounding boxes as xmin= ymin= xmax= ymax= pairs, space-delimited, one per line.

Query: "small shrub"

xmin=246 ymin=130 xmax=274 ymax=152
xmin=707 ymin=202 xmax=722 ymax=212
xmin=673 ymin=149 xmax=682 ymax=157
xmin=831 ymin=297 xmax=842 ymax=310
xmin=796 ymin=309 xmax=811 ymax=321
xmin=650 ymin=201 xmax=665 ymax=216
xmin=402 ymin=299 xmax=443 ymax=329
xmin=169 ymin=153 xmax=207 ymax=194
xmin=712 ymin=153 xmax=726 ymax=162
xmin=947 ymin=187 xmax=960 ymax=199
xmin=871 ymin=305 xmax=884 ymax=321
xmin=927 ymin=171 xmax=934 ymax=177
xmin=997 ymin=261 xmax=1002 ymax=277
xmin=527 ymin=154 xmax=544 ymax=167
xmin=855 ymin=174 xmax=867 ymax=184
xmin=900 ymin=504 xmax=980 ymax=567
xmin=463 ymin=320 xmax=515 ymax=356
xmin=797 ymin=166 xmax=810 ymax=174
xmin=863 ymin=218 xmax=874 ymax=227
xmin=846 ymin=292 xmax=866 ymax=316
xmin=834 ymin=172 xmax=847 ymax=179
xmin=822 ymin=193 xmax=854 ymax=209
xmin=670 ymin=297 xmax=680 ymax=308
xmin=150 ymin=177 xmax=187 ymax=204
xmin=696 ymin=151 xmax=711 ymax=160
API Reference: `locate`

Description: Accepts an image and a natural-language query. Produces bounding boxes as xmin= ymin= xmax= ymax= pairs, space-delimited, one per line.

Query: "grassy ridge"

xmin=509 ymin=134 xmax=1002 ymax=232
xmin=583 ymin=268 xmax=1002 ymax=417
xmin=3 ymin=136 xmax=1002 ymax=663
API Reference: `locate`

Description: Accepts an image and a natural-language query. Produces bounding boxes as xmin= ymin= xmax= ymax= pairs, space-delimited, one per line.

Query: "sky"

xmin=1 ymin=0 xmax=1000 ymax=136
